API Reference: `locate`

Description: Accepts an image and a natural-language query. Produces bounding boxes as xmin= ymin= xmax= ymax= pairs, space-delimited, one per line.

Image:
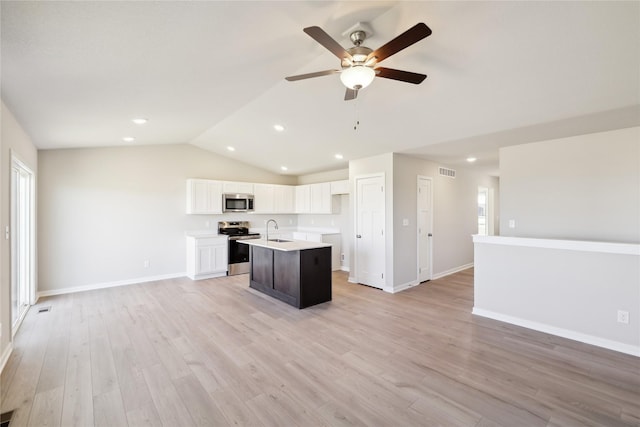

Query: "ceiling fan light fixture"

xmin=340 ymin=65 xmax=375 ymax=90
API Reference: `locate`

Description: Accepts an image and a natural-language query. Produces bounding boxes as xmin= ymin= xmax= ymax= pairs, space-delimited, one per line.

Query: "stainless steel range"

xmin=218 ymin=221 xmax=260 ymax=275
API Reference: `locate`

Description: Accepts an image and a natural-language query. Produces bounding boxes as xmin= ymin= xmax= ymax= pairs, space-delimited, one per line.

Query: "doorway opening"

xmin=478 ymin=186 xmax=495 ymax=236
xmin=11 ymin=154 xmax=35 ymax=336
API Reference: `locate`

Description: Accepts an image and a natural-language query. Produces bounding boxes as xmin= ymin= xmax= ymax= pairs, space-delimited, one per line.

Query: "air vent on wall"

xmin=439 ymin=167 xmax=456 ymax=178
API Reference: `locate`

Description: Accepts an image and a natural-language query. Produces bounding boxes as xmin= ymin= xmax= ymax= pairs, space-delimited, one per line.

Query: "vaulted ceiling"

xmin=2 ymin=1 xmax=639 ymax=176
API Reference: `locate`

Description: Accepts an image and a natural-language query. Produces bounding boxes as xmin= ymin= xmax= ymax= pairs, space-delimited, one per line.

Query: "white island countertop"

xmin=239 ymin=238 xmax=331 ymax=252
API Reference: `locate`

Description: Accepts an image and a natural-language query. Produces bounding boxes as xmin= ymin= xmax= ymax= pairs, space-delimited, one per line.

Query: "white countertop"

xmin=238 ymin=238 xmax=331 ymax=252
xmin=185 ymin=230 xmax=224 ymax=238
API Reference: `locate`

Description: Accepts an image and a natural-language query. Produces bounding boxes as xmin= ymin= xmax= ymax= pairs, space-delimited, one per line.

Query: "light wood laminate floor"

xmin=2 ymin=269 xmax=639 ymax=426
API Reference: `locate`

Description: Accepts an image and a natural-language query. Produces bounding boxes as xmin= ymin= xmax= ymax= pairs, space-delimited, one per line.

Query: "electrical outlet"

xmin=402 ymin=219 xmax=409 ymax=226
xmin=341 ymin=253 xmax=345 ymax=261
xmin=508 ymin=219 xmax=516 ymax=228
xmin=144 ymin=260 xmax=150 ymax=268
xmin=205 ymin=220 xmax=210 ymax=228
xmin=617 ymin=310 xmax=629 ymax=324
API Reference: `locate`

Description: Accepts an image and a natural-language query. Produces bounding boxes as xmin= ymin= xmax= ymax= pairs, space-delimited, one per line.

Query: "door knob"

xmin=428 ymin=233 xmax=433 ymax=237
xmin=356 ymin=234 xmax=362 ymax=238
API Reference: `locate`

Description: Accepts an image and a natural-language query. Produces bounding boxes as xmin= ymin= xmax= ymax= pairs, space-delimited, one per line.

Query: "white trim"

xmin=353 ymin=173 xmax=386 ymax=290
xmin=472 ymin=307 xmax=640 ymax=357
xmin=340 ymin=266 xmax=350 ymax=273
xmin=388 ymin=280 xmax=420 ymax=294
xmin=37 ymin=272 xmax=186 ymax=298
xmin=472 ymin=235 xmax=640 ymax=256
xmin=417 ymin=175 xmax=433 ymax=283
xmin=0 ymin=342 xmax=13 ymax=374
xmin=432 ymin=263 xmax=474 ymax=280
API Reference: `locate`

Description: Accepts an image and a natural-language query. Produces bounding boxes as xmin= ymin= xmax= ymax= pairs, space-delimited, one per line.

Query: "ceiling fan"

xmin=285 ymin=22 xmax=432 ymax=101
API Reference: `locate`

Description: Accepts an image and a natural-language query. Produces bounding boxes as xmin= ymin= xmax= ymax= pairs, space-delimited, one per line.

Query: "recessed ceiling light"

xmin=227 ymin=146 xmax=235 ymax=151
xmin=273 ymin=124 xmax=285 ymax=132
xmin=466 ymin=157 xmax=477 ymax=163
xmin=122 ymin=136 xmax=135 ymax=142
xmin=335 ymin=154 xmax=344 ymax=160
xmin=280 ymin=166 xmax=288 ymax=171
xmin=132 ymin=118 xmax=148 ymax=125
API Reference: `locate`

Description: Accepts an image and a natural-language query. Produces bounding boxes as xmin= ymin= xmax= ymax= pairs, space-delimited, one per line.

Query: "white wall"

xmin=392 ymin=154 xmax=499 ymax=289
xmin=348 ymin=152 xmax=498 ymax=292
xmin=37 ymin=144 xmax=297 ymax=294
xmin=500 ymin=127 xmax=640 ymax=243
xmin=296 ymin=168 xmax=348 ymax=185
xmin=1 ymin=101 xmax=38 ymax=367
xmin=474 ymin=236 xmax=640 ymax=356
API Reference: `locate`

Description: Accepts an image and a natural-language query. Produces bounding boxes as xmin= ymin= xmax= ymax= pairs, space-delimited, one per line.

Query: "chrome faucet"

xmin=266 ymin=219 xmax=278 ymax=241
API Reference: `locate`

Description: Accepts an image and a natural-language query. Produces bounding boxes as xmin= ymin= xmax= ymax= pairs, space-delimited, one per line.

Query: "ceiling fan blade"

xmin=375 ymin=67 xmax=427 ymax=84
xmin=304 ymin=26 xmax=353 ymax=61
xmin=285 ymin=69 xmax=340 ymax=81
xmin=344 ymin=88 xmax=358 ymax=101
xmin=367 ymin=22 xmax=432 ymax=63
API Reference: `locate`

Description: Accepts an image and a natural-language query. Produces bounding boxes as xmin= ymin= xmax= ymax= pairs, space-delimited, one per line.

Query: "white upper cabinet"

xmin=295 ymin=185 xmax=311 ymax=214
xmin=222 ymin=181 xmax=254 ymax=194
xmin=310 ymin=182 xmax=332 ymax=214
xmin=253 ymin=183 xmax=275 ymax=213
xmin=274 ymin=185 xmax=295 ymax=213
xmin=296 ymin=183 xmax=335 ymax=214
xmin=330 ymin=179 xmax=350 ymax=195
xmin=186 ymin=179 xmax=223 ymax=214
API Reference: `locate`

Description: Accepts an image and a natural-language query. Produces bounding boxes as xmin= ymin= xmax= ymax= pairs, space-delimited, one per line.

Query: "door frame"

xmin=352 ymin=172 xmax=385 ymax=289
xmin=417 ymin=175 xmax=433 ymax=282
xmin=10 ymin=151 xmax=36 ymax=337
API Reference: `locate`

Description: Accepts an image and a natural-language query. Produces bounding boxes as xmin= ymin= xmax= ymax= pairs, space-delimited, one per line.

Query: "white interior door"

xmin=417 ymin=176 xmax=433 ymax=282
xmin=355 ymin=174 xmax=385 ymax=289
xmin=11 ymin=156 xmax=35 ymax=335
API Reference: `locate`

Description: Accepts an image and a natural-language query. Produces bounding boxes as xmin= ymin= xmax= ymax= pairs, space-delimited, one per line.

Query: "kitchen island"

xmin=239 ymin=239 xmax=332 ymax=309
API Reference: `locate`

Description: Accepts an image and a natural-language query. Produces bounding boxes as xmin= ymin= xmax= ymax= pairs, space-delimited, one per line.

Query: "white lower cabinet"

xmin=186 ymin=235 xmax=228 ymax=280
xmin=292 ymin=232 xmax=341 ymax=271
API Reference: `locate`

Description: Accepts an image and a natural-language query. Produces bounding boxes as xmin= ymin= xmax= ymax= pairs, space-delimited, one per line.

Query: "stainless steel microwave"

xmin=223 ymin=193 xmax=254 ymax=212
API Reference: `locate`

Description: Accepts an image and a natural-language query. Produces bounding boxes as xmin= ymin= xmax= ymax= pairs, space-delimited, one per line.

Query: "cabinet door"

xmin=251 ymin=246 xmax=273 ymax=289
xmin=310 ymin=182 xmax=332 ymax=213
xmin=295 ymin=185 xmax=311 ymax=213
xmin=187 ymin=179 xmax=222 ymax=214
xmin=274 ymin=185 xmax=295 ymax=213
xmin=330 ymin=180 xmax=350 ymax=195
xmin=196 ymin=244 xmax=226 ymax=274
xmin=253 ymin=184 xmax=275 ymax=213
xmin=273 ymin=250 xmax=300 ymax=300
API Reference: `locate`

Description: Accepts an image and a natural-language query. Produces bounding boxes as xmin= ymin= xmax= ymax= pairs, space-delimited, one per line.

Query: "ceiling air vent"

xmin=439 ymin=167 xmax=456 ymax=178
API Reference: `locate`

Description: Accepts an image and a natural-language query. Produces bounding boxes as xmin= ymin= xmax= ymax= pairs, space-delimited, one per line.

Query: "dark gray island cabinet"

xmin=240 ymin=239 xmax=332 ymax=309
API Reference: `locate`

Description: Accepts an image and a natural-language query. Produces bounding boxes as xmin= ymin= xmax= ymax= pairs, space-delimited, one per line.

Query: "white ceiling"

xmin=2 ymin=1 xmax=639 ymax=176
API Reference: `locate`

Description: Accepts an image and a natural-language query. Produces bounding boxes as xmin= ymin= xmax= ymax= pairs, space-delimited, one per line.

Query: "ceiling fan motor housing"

xmin=342 ymin=46 xmax=374 ymax=68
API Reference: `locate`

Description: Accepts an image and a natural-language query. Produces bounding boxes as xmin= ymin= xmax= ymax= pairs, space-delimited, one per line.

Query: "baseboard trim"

xmin=340 ymin=266 xmax=350 ymax=273
xmin=388 ymin=280 xmax=420 ymax=294
xmin=0 ymin=342 xmax=13 ymax=374
xmin=38 ymin=272 xmax=187 ymax=298
xmin=432 ymin=263 xmax=474 ymax=280
xmin=472 ymin=307 xmax=640 ymax=357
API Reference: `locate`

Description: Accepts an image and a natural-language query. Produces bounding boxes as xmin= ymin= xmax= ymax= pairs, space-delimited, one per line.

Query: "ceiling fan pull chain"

xmin=354 ymin=97 xmax=360 ymax=131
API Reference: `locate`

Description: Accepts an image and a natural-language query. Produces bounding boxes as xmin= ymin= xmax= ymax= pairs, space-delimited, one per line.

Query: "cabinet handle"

xmin=428 ymin=233 xmax=433 ymax=237
xmin=356 ymin=234 xmax=362 ymax=238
